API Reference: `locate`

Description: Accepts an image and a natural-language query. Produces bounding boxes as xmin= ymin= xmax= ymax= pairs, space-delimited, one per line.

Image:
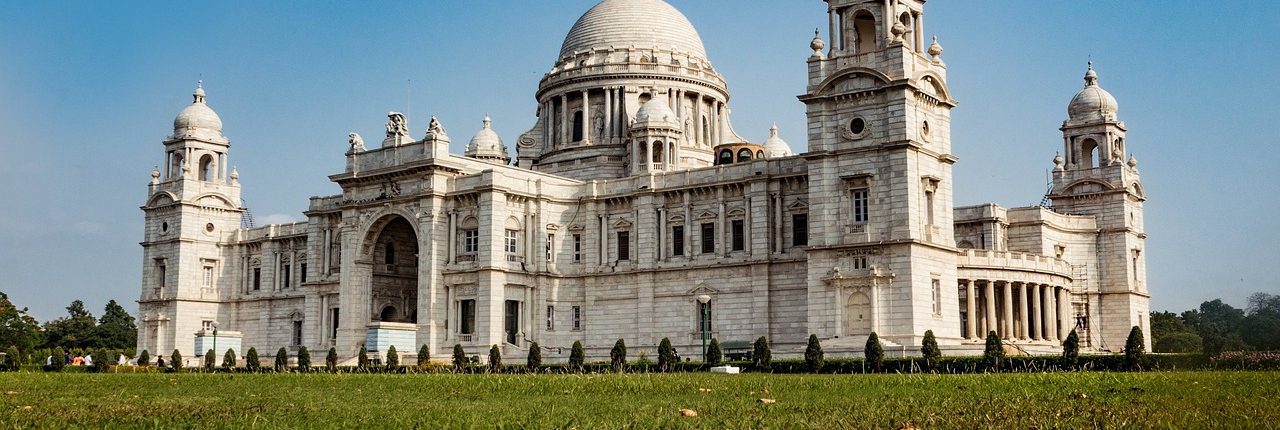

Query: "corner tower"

xmin=1048 ymin=64 xmax=1150 ymax=351
xmin=138 ymin=83 xmax=245 ymax=361
xmin=800 ymin=0 xmax=961 ymax=348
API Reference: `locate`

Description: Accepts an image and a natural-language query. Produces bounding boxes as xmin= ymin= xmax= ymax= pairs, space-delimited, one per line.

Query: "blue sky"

xmin=1 ymin=1 xmax=1276 ymax=320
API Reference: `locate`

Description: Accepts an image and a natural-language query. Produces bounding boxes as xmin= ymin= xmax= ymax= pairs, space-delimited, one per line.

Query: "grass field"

xmin=0 ymin=371 xmax=1275 ymax=429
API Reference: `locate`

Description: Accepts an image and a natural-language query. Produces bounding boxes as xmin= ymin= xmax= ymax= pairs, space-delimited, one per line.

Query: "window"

xmin=505 ymin=230 xmax=519 ymax=254
xmin=672 ymin=226 xmax=685 ymax=256
xmin=717 ymin=149 xmax=733 ymax=165
xmin=852 ymin=189 xmax=869 ymax=224
xmin=572 ymin=234 xmax=582 ymax=262
xmin=925 ymin=190 xmax=936 ymax=226
xmin=737 ymin=148 xmax=753 ymax=162
xmin=731 ymin=220 xmax=745 ymax=251
xmin=300 ymin=264 xmax=307 ymax=283
xmin=252 ymin=268 xmax=261 ymax=291
xmin=202 ymin=320 xmax=214 ymax=332
xmin=202 ymin=266 xmax=213 ymax=288
xmin=156 ymin=261 xmax=166 ymax=288
xmin=700 ymin=223 xmax=715 ymax=254
xmin=546 ymin=305 xmax=555 ymax=331
xmin=572 ymin=111 xmax=584 ymax=142
xmin=852 ymin=256 xmax=868 ymax=270
xmin=792 ymin=213 xmax=809 ymax=247
xmin=463 ymin=229 xmax=479 ymax=254
xmin=932 ymin=279 xmax=942 ymax=315
xmin=282 ymin=264 xmax=291 ymax=289
xmin=546 ymin=234 xmax=555 ymax=262
xmin=460 ymin=299 xmax=477 ymax=335
xmin=384 ymin=242 xmax=395 ymax=265
xmin=292 ymin=320 xmax=303 ymax=346
xmin=331 ymin=308 xmax=340 ymax=339
xmin=616 ymin=231 xmax=630 ymax=261
xmin=572 ymin=305 xmax=582 ymax=331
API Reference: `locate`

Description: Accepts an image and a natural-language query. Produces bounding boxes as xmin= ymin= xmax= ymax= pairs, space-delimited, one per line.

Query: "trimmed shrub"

xmin=1125 ymin=326 xmax=1146 ymax=371
xmin=657 ymin=338 xmax=675 ymax=372
xmin=275 ymin=347 xmax=289 ymax=372
xmin=137 ymin=350 xmax=150 ymax=368
xmin=569 ymin=341 xmax=585 ymax=372
xmin=357 ymin=347 xmax=369 ymax=371
xmin=921 ymin=330 xmax=941 ymax=372
xmin=386 ymin=346 xmax=399 ymax=371
xmin=865 ymin=332 xmax=884 ymax=373
xmin=51 ymin=347 xmax=66 ymax=371
xmin=171 ymin=350 xmax=183 ymax=371
xmin=245 ymin=348 xmax=260 ymax=372
xmin=93 ymin=349 xmax=112 ymax=373
xmin=488 ymin=345 xmax=501 ymax=373
xmin=609 ymin=339 xmax=626 ymax=372
xmin=527 ymin=342 xmax=542 ymax=371
xmin=326 ymin=348 xmax=338 ymax=372
xmin=753 ymin=336 xmax=772 ymax=371
xmin=804 ymin=334 xmax=824 ymax=373
xmin=1062 ymin=329 xmax=1080 ymax=369
xmin=298 ymin=347 xmax=311 ymax=372
xmin=706 ymin=338 xmax=723 ymax=366
xmin=223 ymin=349 xmax=237 ymax=370
xmin=203 ymin=349 xmax=216 ymax=372
xmin=418 ymin=344 xmax=430 ymax=366
xmin=452 ymin=344 xmax=466 ymax=372
xmin=983 ymin=331 xmax=1004 ymax=372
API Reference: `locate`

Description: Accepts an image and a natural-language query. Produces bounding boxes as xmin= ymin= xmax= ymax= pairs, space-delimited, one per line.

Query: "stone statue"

xmin=386 ymin=112 xmax=408 ymax=138
xmin=592 ymin=108 xmax=605 ymax=139
xmin=348 ymin=132 xmax=366 ymax=152
xmin=426 ymin=115 xmax=448 ymax=139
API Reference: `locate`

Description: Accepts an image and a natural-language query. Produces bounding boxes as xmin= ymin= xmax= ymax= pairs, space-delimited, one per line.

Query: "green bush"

xmin=91 ymin=349 xmax=112 ymax=373
xmin=386 ymin=346 xmax=399 ymax=371
xmin=706 ymin=338 xmax=723 ymax=366
xmin=357 ymin=347 xmax=369 ymax=371
xmin=657 ymin=338 xmax=674 ymax=372
xmin=245 ymin=348 xmax=260 ymax=372
xmin=171 ymin=350 xmax=183 ymax=371
xmin=298 ymin=347 xmax=311 ymax=372
xmin=452 ymin=344 xmax=466 ymax=372
xmin=983 ymin=331 xmax=1004 ymax=372
xmin=865 ymin=332 xmax=884 ymax=373
xmin=1062 ymin=329 xmax=1080 ymax=369
xmin=1125 ymin=326 xmax=1146 ymax=371
xmin=487 ymin=345 xmax=501 ymax=373
xmin=527 ymin=342 xmax=542 ymax=371
xmin=326 ymin=348 xmax=338 ymax=372
xmin=921 ymin=330 xmax=940 ymax=372
xmin=275 ymin=347 xmax=289 ymax=372
xmin=610 ymin=339 xmax=626 ymax=372
xmin=204 ymin=349 xmax=216 ymax=372
xmin=223 ymin=349 xmax=237 ymax=370
xmin=50 ymin=347 xmax=66 ymax=371
xmin=569 ymin=341 xmax=584 ymax=372
xmin=1155 ymin=332 xmax=1203 ymax=353
xmin=418 ymin=344 xmax=430 ymax=366
xmin=804 ymin=334 xmax=823 ymax=373
xmin=4 ymin=345 xmax=20 ymax=371
xmin=137 ymin=350 xmax=150 ymax=367
xmin=753 ymin=336 xmax=772 ymax=371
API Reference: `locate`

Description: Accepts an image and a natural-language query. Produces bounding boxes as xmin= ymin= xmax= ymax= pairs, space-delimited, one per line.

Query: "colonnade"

xmin=958 ymin=279 xmax=1073 ymax=342
xmin=541 ymin=87 xmax=727 ymax=150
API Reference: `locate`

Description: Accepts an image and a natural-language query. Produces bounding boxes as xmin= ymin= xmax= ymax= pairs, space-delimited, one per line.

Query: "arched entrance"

xmin=368 ymin=216 xmax=418 ymax=323
xmin=844 ymin=291 xmax=872 ymax=335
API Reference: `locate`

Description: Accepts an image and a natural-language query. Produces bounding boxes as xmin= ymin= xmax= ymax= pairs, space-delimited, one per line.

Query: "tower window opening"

xmin=717 ymin=149 xmax=733 ymax=165
xmin=899 ymin=12 xmax=914 ymax=50
xmin=652 ymin=141 xmax=664 ymax=164
xmin=737 ymin=148 xmax=753 ymax=163
xmin=1081 ymin=139 xmax=1099 ymax=169
xmin=572 ymin=111 xmax=584 ymax=142
xmin=199 ymin=154 xmax=215 ymax=181
xmin=853 ymin=11 xmax=877 ymax=54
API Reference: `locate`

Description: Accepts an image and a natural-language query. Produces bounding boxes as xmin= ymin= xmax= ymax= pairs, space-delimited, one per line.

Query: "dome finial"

xmin=928 ymin=35 xmax=944 ymax=64
xmin=810 ymin=28 xmax=825 ymax=57
xmin=193 ymin=80 xmax=206 ymax=104
xmin=483 ymin=114 xmax=492 ymax=128
xmin=1084 ymin=60 xmax=1098 ymax=86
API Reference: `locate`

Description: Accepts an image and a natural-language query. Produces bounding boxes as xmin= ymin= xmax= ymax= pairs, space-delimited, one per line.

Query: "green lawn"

xmin=0 ymin=371 xmax=1275 ymax=429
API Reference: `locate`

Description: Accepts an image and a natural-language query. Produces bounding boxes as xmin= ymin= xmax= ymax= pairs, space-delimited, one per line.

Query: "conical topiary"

xmin=804 ymin=334 xmax=824 ymax=373
xmin=921 ymin=330 xmax=941 ymax=373
xmin=865 ymin=332 xmax=884 ymax=373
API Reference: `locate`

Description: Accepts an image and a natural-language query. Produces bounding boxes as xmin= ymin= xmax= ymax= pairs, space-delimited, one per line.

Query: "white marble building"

xmin=137 ymin=0 xmax=1150 ymax=363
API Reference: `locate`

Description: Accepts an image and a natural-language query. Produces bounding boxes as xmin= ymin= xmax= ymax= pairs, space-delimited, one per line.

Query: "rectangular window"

xmin=252 ymin=268 xmax=261 ymax=291
xmin=156 ymin=262 xmax=166 ymax=288
xmin=292 ymin=320 xmax=303 ymax=346
xmin=616 ymin=231 xmax=630 ymax=261
xmin=505 ymin=229 xmax=519 ymax=254
xmin=463 ymin=230 xmax=479 ymax=254
xmin=572 ymin=305 xmax=582 ymax=331
xmin=300 ymin=264 xmax=307 ymax=283
xmin=202 ymin=320 xmax=214 ymax=332
xmin=202 ymin=266 xmax=213 ymax=287
xmin=932 ymin=279 xmax=942 ymax=315
xmin=460 ymin=299 xmax=477 ymax=335
xmin=793 ymin=213 xmax=809 ymax=247
xmin=852 ymin=189 xmax=869 ymax=224
xmin=572 ymin=234 xmax=582 ymax=262
xmin=852 ymin=256 xmax=868 ymax=270
xmin=547 ymin=234 xmax=555 ymax=262
xmin=672 ymin=226 xmax=685 ymax=256
xmin=731 ymin=220 xmax=745 ymax=251
xmin=330 ymin=308 xmax=340 ymax=339
xmin=546 ymin=305 xmax=555 ymax=331
xmin=700 ymin=223 xmax=715 ymax=254
xmin=282 ymin=264 xmax=291 ymax=289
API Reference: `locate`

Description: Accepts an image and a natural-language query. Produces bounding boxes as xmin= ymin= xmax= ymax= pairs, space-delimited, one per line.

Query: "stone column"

xmin=1042 ymin=284 xmax=1056 ymax=341
xmin=604 ymin=87 xmax=613 ymax=144
xmin=828 ymin=6 xmax=838 ymax=55
xmin=1058 ymin=287 xmax=1071 ymax=340
xmin=658 ymin=207 xmax=667 ymax=262
xmin=1017 ymin=282 xmax=1029 ymax=340
xmin=964 ymin=279 xmax=976 ymax=340
xmin=559 ymin=95 xmax=568 ymax=147
xmin=1030 ymin=283 xmax=1042 ymax=341
xmin=983 ymin=280 xmax=995 ymax=339
xmin=1001 ymin=281 xmax=1013 ymax=339
xmin=581 ymin=90 xmax=590 ymax=145
xmin=694 ymin=95 xmax=703 ymax=146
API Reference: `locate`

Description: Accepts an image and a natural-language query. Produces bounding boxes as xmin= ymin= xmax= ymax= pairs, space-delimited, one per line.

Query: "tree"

xmin=983 ymin=331 xmax=1004 ymax=372
xmin=91 ymin=300 xmax=137 ymax=350
xmin=1155 ymin=332 xmax=1203 ymax=353
xmin=1062 ymin=329 xmax=1080 ymax=369
xmin=275 ymin=347 xmax=289 ymax=372
xmin=171 ymin=349 xmax=183 ymax=371
xmin=864 ymin=332 xmax=883 ymax=373
xmin=4 ymin=345 xmax=20 ymax=371
xmin=223 ymin=349 xmax=237 ymax=370
xmin=1186 ymin=299 xmax=1247 ymax=355
xmin=657 ymin=338 xmax=675 ymax=372
xmin=569 ymin=341 xmax=585 ymax=372
xmin=297 ymin=346 xmax=311 ymax=372
xmin=357 ymin=347 xmax=369 ymax=371
xmin=609 ymin=339 xmax=626 ymax=372
xmin=50 ymin=346 xmax=65 ymax=371
xmin=920 ymin=330 xmax=940 ymax=372
xmin=245 ymin=347 xmax=260 ymax=372
xmin=385 ymin=346 xmax=399 ymax=371
xmin=41 ymin=300 xmax=96 ymax=349
xmin=753 ymin=336 xmax=772 ymax=371
xmin=1124 ymin=326 xmax=1145 ymax=371
xmin=326 ymin=348 xmax=338 ymax=372
xmin=804 ymin=334 xmax=823 ymax=373
xmin=1241 ymin=314 xmax=1280 ymax=351
xmin=137 ymin=350 xmax=150 ymax=368
xmin=204 ymin=349 xmax=216 ymax=371
xmin=527 ymin=342 xmax=542 ymax=371
xmin=452 ymin=344 xmax=467 ymax=372
xmin=1151 ymin=311 xmax=1202 ymax=353
xmin=93 ymin=348 xmax=112 ymax=373
xmin=1247 ymin=292 xmax=1280 ymax=319
xmin=418 ymin=344 xmax=430 ymax=367
xmin=706 ymin=338 xmax=722 ymax=366
xmin=487 ymin=345 xmax=501 ymax=373
xmin=0 ymin=292 xmax=41 ymax=353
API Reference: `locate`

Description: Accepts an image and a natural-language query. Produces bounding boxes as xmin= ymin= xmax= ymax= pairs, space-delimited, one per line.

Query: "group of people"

xmin=44 ymin=352 xmax=131 ymax=366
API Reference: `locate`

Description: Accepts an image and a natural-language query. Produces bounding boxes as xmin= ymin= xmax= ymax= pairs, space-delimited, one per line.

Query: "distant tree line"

xmin=0 ymin=292 xmax=137 ymax=355
xmin=1151 ymin=293 xmax=1280 ymax=355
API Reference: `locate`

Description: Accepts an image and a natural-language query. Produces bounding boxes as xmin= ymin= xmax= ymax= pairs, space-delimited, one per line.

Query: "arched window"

xmin=572 ymin=111 xmax=584 ymax=142
xmin=1081 ymin=139 xmax=1099 ymax=169
xmin=899 ymin=12 xmax=914 ymax=50
xmin=717 ymin=149 xmax=733 ymax=165
xmin=384 ymin=242 xmax=395 ymax=265
xmin=756 ymin=150 xmax=764 ymax=159
xmin=170 ymin=153 xmax=184 ymax=178
xmin=652 ymin=141 xmax=664 ymax=163
xmin=853 ymin=11 xmax=877 ymax=54
xmin=737 ymin=148 xmax=753 ymax=162
xmin=198 ymin=154 xmax=215 ymax=181
xmin=380 ymin=305 xmax=397 ymax=322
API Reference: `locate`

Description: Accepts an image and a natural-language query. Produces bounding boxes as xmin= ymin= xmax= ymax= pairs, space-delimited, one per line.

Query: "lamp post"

xmin=211 ymin=321 xmax=219 ymax=366
xmin=696 ymin=294 xmax=711 ymax=362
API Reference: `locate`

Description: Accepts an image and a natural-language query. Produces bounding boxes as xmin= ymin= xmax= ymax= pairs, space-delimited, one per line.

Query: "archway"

xmin=368 ymin=216 xmax=418 ymax=323
xmin=844 ymin=291 xmax=872 ymax=335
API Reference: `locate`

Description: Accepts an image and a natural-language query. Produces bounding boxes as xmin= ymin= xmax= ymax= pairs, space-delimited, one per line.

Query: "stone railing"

xmin=957 ymin=249 xmax=1073 ymax=279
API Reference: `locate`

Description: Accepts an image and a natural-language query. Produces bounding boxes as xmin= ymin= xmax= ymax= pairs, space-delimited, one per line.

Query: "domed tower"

xmin=465 ymin=115 xmax=511 ymax=165
xmin=515 ymin=0 xmax=748 ymax=180
xmin=1049 ymin=63 xmax=1149 ymax=351
xmin=138 ymin=82 xmax=245 ymax=361
xmin=628 ymin=95 xmax=683 ymax=173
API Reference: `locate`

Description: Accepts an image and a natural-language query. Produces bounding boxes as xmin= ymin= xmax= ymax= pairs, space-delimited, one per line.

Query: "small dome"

xmin=465 ymin=116 xmax=508 ymax=160
xmin=762 ymin=124 xmax=793 ymax=158
xmin=560 ymin=0 xmax=708 ymax=60
xmin=1068 ymin=62 xmax=1119 ymax=122
xmin=171 ymin=81 xmax=226 ymax=142
xmin=634 ymin=96 xmax=677 ymax=124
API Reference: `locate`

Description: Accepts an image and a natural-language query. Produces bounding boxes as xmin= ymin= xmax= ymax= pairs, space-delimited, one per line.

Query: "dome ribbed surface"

xmin=762 ymin=124 xmax=792 ymax=158
xmin=173 ymin=103 xmax=222 ymax=132
xmin=1067 ymin=64 xmax=1118 ymax=122
xmin=559 ymin=0 xmax=707 ymax=60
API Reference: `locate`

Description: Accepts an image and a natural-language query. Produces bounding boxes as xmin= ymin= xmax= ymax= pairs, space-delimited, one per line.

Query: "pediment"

xmin=787 ymin=199 xmax=809 ymax=211
xmin=612 ymin=218 xmax=633 ymax=229
xmin=695 ymin=210 xmax=717 ymax=220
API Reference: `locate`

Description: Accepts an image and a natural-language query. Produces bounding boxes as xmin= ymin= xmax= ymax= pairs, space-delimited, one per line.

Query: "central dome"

xmin=559 ymin=0 xmax=708 ymax=60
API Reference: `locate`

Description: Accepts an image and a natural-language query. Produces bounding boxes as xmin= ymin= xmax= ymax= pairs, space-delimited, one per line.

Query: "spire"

xmin=1084 ymin=61 xmax=1098 ymax=86
xmin=193 ymin=80 xmax=206 ymax=104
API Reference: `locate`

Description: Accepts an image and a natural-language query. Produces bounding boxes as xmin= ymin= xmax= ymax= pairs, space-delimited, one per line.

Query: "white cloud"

xmin=257 ymin=213 xmax=302 ymax=226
